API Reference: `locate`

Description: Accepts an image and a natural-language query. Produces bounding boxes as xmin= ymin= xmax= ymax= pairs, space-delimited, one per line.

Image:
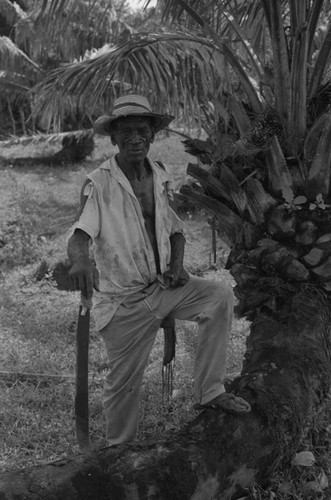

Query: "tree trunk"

xmin=1 ymin=287 xmax=330 ymax=499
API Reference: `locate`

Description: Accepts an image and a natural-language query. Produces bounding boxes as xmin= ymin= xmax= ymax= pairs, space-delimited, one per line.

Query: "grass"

xmin=0 ymin=134 xmax=330 ymax=499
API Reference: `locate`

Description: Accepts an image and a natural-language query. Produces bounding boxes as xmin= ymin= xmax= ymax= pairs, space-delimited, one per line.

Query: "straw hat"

xmin=94 ymin=94 xmax=174 ymax=135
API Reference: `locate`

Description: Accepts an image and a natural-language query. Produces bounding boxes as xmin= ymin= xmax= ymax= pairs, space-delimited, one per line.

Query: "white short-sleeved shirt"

xmin=70 ymin=154 xmax=185 ymax=330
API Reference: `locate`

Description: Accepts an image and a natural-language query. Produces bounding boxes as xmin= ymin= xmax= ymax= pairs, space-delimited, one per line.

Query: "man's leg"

xmin=100 ymin=293 xmax=160 ymax=445
xmin=143 ymin=276 xmax=250 ymax=412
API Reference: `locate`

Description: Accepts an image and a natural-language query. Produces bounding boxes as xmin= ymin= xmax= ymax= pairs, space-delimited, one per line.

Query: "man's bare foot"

xmin=194 ymin=393 xmax=251 ymax=414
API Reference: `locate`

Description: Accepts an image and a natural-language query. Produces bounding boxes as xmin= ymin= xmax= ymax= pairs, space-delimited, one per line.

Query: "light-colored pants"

xmin=100 ymin=276 xmax=234 ymax=445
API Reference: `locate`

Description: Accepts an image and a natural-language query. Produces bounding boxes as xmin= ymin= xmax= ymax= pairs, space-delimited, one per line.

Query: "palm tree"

xmin=0 ymin=0 xmax=135 ymax=136
xmin=2 ymin=1 xmax=330 ymax=498
xmin=0 ymin=0 xmax=40 ymax=135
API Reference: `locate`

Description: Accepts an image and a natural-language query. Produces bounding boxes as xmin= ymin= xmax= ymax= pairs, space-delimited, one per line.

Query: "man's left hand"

xmin=163 ymin=265 xmax=189 ymax=289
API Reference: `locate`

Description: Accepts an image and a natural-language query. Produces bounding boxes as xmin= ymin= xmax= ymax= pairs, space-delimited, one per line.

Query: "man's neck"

xmin=116 ymin=154 xmax=149 ymax=182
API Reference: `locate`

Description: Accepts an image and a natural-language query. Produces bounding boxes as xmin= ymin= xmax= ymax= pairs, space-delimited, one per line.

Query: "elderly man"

xmin=68 ymin=94 xmax=251 ymax=445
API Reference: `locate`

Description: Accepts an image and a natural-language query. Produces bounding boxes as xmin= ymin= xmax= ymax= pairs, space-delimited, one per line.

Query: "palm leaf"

xmin=307 ymin=0 xmax=325 ymax=59
xmin=303 ymin=113 xmax=328 ymax=163
xmin=35 ymin=0 xmax=264 ymax=120
xmin=14 ymin=0 xmax=29 ymax=11
xmin=16 ymin=0 xmax=115 ymax=65
xmin=260 ymin=0 xmax=290 ymax=120
xmin=159 ymin=0 xmax=264 ymax=112
xmin=0 ymin=0 xmax=18 ymax=27
xmin=227 ymin=95 xmax=251 ymax=135
xmin=244 ymin=178 xmax=277 ymax=225
xmin=187 ymin=162 xmax=251 ymax=219
xmin=221 ymin=8 xmax=265 ymax=80
xmin=0 ymin=129 xmax=93 ymax=148
xmin=179 ymin=183 xmax=246 ymax=248
xmin=265 ymin=137 xmax=293 ymax=196
xmin=34 ymin=31 xmax=229 ymax=128
xmin=162 ymin=0 xmax=265 ymax=79
xmin=307 ymin=81 xmax=331 ymax=123
xmin=0 ymin=36 xmax=41 ymax=72
xmin=308 ymin=22 xmax=331 ymax=99
xmin=287 ymin=1 xmax=309 ymax=155
xmin=307 ymin=111 xmax=331 ymax=198
xmin=0 ymin=70 xmax=30 ymax=94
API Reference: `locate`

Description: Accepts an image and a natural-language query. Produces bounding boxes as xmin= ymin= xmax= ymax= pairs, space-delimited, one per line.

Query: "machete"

xmin=75 ymin=295 xmax=91 ymax=452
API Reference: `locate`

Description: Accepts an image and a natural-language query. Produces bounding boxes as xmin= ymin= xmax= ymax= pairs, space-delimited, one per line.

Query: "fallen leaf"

xmin=278 ymin=481 xmax=294 ymax=494
xmin=292 ymin=450 xmax=315 ymax=466
xmin=302 ymin=480 xmax=322 ymax=495
xmin=318 ymin=470 xmax=329 ymax=489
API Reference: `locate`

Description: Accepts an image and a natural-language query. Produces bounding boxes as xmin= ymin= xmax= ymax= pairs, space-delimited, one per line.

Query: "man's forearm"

xmin=68 ymin=229 xmax=90 ymax=264
xmin=169 ymin=232 xmax=186 ymax=267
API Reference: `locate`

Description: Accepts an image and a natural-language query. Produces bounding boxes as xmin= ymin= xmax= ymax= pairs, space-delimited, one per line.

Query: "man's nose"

xmin=128 ymin=131 xmax=144 ymax=142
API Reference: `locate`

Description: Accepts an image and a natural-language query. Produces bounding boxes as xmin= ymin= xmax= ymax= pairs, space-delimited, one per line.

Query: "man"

xmin=68 ymin=94 xmax=251 ymax=445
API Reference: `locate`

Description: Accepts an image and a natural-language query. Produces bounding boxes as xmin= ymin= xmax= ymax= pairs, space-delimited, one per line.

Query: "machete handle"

xmin=80 ymin=294 xmax=92 ymax=314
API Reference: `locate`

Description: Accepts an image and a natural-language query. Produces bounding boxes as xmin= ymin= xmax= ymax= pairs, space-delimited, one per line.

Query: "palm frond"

xmin=307 ymin=111 xmax=331 ymax=198
xmin=157 ymin=0 xmax=265 ymax=112
xmin=265 ymin=137 xmax=293 ymax=196
xmin=34 ymin=31 xmax=232 ymax=129
xmin=23 ymin=0 xmax=116 ymax=61
xmin=287 ymin=1 xmax=309 ymax=155
xmin=0 ymin=0 xmax=18 ymax=27
xmin=226 ymin=95 xmax=251 ymax=135
xmin=180 ymin=182 xmax=248 ymax=248
xmin=260 ymin=0 xmax=290 ymax=119
xmin=14 ymin=0 xmax=29 ymax=11
xmin=35 ymin=20 xmax=266 ymax=135
xmin=307 ymin=0 xmax=325 ymax=60
xmin=307 ymin=81 xmax=331 ymax=123
xmin=244 ymin=177 xmax=276 ymax=225
xmin=0 ymin=128 xmax=93 ymax=148
xmin=308 ymin=21 xmax=331 ymax=99
xmin=0 ymin=70 xmax=30 ymax=94
xmin=303 ymin=113 xmax=328 ymax=163
xmin=221 ymin=8 xmax=264 ymax=80
xmin=0 ymin=36 xmax=41 ymax=72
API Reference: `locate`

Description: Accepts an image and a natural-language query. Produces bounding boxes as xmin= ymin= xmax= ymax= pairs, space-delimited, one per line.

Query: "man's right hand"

xmin=67 ymin=229 xmax=99 ymax=298
xmin=69 ymin=258 xmax=100 ymax=298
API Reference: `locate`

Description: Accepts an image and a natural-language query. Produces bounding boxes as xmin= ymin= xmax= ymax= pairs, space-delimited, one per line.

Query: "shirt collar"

xmin=100 ymin=154 xmax=171 ymax=187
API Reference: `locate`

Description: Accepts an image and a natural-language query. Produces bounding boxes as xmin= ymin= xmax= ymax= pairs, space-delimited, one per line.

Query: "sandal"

xmin=194 ymin=392 xmax=251 ymax=414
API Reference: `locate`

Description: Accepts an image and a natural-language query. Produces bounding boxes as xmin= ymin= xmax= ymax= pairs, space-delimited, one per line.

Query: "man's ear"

xmin=150 ymin=131 xmax=155 ymax=144
xmin=110 ymin=133 xmax=117 ymax=146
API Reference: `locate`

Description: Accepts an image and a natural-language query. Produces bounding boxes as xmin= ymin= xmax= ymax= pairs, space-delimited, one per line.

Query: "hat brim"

xmin=94 ymin=112 xmax=174 ymax=136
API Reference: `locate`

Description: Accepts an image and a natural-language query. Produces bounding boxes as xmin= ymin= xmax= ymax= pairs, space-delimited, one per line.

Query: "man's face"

xmin=111 ymin=116 xmax=155 ymax=163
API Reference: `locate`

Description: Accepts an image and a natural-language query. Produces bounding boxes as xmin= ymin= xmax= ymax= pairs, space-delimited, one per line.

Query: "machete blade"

xmin=75 ymin=304 xmax=90 ymax=452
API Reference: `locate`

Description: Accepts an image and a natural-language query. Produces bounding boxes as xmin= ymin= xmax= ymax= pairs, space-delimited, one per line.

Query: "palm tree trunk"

xmin=0 ymin=287 xmax=330 ymax=499
xmin=6 ymin=97 xmax=16 ymax=135
xmin=19 ymin=107 xmax=27 ymax=135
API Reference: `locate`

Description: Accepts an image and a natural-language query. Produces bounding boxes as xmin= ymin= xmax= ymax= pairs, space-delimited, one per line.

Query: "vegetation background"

xmin=1 ymin=0 xmax=331 ymax=498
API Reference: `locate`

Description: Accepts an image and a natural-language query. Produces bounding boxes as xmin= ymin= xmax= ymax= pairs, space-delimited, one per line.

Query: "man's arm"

xmin=163 ymin=232 xmax=189 ymax=288
xmin=68 ymin=180 xmax=99 ymax=297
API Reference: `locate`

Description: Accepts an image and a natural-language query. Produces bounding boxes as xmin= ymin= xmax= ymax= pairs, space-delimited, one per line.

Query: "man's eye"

xmin=119 ymin=129 xmax=150 ymax=136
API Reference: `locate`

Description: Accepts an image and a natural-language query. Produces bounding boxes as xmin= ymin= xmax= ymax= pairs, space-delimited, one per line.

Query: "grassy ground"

xmin=0 ymin=134 xmax=330 ymax=499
